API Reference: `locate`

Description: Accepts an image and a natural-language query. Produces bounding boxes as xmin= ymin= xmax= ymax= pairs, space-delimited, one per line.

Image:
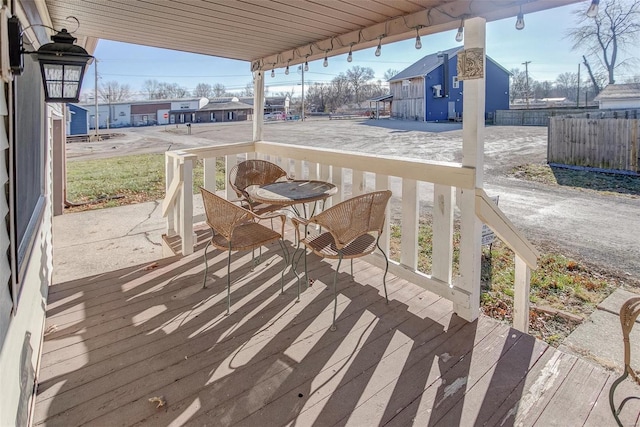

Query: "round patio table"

xmin=249 ymin=180 xmax=337 ymax=207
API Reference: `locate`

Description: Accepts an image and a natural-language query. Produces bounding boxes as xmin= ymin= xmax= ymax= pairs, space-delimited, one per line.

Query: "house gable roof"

xmin=594 ymin=83 xmax=640 ymax=101
xmin=388 ymin=47 xmax=510 ymax=82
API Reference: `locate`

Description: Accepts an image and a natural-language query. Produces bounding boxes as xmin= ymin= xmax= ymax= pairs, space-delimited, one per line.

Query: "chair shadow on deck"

xmin=37 ymin=233 xmax=539 ymax=427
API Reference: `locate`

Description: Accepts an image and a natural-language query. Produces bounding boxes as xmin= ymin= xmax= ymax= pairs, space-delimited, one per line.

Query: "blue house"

xmin=389 ymin=47 xmax=510 ymax=122
xmin=67 ymin=104 xmax=90 ymax=135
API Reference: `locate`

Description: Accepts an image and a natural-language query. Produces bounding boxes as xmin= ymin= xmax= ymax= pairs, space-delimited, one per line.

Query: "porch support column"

xmin=252 ymin=71 xmax=265 ymax=142
xmin=456 ymin=16 xmax=486 ymax=322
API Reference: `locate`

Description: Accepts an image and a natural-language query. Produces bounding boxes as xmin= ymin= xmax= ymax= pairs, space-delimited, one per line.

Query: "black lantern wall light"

xmin=7 ymin=15 xmax=92 ymax=103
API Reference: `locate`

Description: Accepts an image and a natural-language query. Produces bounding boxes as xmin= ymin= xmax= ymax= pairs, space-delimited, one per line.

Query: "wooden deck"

xmin=35 ymin=232 xmax=640 ymax=426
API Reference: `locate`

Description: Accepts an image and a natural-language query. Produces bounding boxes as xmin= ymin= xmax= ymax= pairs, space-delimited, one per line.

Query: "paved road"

xmin=67 ymin=119 xmax=640 ymax=279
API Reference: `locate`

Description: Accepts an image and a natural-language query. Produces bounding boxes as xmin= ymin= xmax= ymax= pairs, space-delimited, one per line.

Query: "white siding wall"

xmin=600 ymin=99 xmax=640 ymax=109
xmin=390 ymin=79 xmax=425 ymax=120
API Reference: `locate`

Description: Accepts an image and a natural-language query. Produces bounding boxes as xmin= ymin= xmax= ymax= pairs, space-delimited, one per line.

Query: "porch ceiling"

xmin=45 ymin=0 xmax=581 ymax=71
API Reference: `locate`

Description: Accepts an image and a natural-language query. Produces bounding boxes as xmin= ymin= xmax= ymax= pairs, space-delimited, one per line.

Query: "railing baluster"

xmin=203 ymin=157 xmax=217 ymax=191
xmin=180 ymin=157 xmax=195 ymax=255
xmin=432 ymin=184 xmax=454 ymax=283
xmin=294 ymin=159 xmax=303 ymax=180
xmin=352 ymin=169 xmax=364 ymax=196
xmin=376 ymin=174 xmax=390 ymax=255
xmin=165 ymin=155 xmax=176 ymax=237
xmin=401 ymin=178 xmax=418 ymax=270
xmin=332 ymin=167 xmax=343 ymax=204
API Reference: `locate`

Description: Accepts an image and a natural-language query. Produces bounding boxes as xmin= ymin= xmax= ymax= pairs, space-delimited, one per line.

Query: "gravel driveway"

xmin=67 ymin=119 xmax=640 ymax=280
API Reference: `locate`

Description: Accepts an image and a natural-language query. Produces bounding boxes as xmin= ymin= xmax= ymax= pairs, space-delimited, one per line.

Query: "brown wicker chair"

xmin=200 ymin=187 xmax=289 ymax=315
xmin=229 ymin=159 xmax=291 ymax=215
xmin=291 ymin=190 xmax=392 ymax=331
xmin=610 ymin=296 xmax=640 ymax=426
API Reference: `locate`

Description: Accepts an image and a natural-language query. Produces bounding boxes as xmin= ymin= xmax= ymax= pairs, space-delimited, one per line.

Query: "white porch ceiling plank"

xmin=176 ymin=0 xmax=331 ymax=39
xmin=265 ymin=0 xmax=379 ymax=29
xmin=307 ymin=0 xmax=398 ymax=23
xmin=201 ymin=0 xmax=348 ymax=36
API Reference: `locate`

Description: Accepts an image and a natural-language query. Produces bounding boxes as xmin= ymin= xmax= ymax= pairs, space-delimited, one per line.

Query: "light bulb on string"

xmin=271 ymin=68 xmax=275 ymax=78
xmin=304 ymin=60 xmax=309 ymax=72
xmin=375 ymin=38 xmax=382 ymax=57
xmin=455 ymin=19 xmax=464 ymax=42
xmin=515 ymin=7 xmax=525 ymax=30
xmin=285 ymin=63 xmax=290 ymax=75
xmin=323 ymin=52 xmax=328 ymax=67
xmin=415 ymin=27 xmax=422 ymax=49
xmin=586 ymin=0 xmax=599 ymax=17
xmin=347 ymin=44 xmax=353 ymax=62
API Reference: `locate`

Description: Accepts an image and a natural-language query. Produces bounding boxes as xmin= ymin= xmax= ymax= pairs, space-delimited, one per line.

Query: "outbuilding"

xmin=389 ymin=47 xmax=510 ymax=122
xmin=594 ymin=83 xmax=640 ymax=109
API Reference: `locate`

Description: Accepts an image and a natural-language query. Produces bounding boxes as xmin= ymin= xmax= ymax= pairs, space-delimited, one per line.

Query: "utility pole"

xmin=106 ymin=93 xmax=111 ymax=131
xmin=577 ymin=63 xmax=581 ymax=108
xmin=522 ymin=61 xmax=531 ymax=109
xmin=94 ymin=58 xmax=99 ymax=139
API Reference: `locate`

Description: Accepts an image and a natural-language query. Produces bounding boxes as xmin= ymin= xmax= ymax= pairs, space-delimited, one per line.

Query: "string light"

xmin=271 ymin=68 xmax=275 ymax=78
xmin=374 ymin=37 xmax=382 ymax=57
xmin=323 ymin=51 xmax=329 ymax=67
xmin=515 ymin=6 xmax=525 ymax=30
xmin=285 ymin=61 xmax=290 ymax=75
xmin=586 ymin=0 xmax=599 ymax=17
xmin=455 ymin=19 xmax=464 ymax=42
xmin=304 ymin=59 xmax=309 ymax=72
xmin=415 ymin=27 xmax=422 ymax=49
xmin=347 ymin=43 xmax=353 ymax=62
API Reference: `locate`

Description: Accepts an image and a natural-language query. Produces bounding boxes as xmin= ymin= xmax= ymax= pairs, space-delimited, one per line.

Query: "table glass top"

xmin=251 ymin=180 xmax=337 ymax=204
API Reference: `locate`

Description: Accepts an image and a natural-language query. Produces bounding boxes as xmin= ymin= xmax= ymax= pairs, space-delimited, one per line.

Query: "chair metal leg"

xmin=377 ymin=239 xmax=389 ymax=303
xmin=278 ymin=239 xmax=289 ymax=295
xmin=609 ymin=370 xmax=640 ymax=426
xmin=226 ymin=247 xmax=232 ymax=315
xmin=202 ymin=240 xmax=212 ymax=289
xmin=291 ymin=240 xmax=304 ymax=302
xmin=331 ymin=253 xmax=343 ymax=331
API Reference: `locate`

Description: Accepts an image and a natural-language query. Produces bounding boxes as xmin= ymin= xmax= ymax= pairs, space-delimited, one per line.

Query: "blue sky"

xmin=80 ymin=2 xmax=633 ymax=99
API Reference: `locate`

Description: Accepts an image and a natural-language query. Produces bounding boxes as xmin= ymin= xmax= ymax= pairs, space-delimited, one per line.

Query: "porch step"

xmin=161 ymin=225 xmax=211 ymax=257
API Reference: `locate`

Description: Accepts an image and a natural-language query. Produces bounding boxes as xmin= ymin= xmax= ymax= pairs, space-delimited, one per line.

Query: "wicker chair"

xmin=291 ymin=190 xmax=392 ymax=331
xmin=200 ymin=187 xmax=289 ymax=315
xmin=609 ymin=296 xmax=640 ymax=426
xmin=229 ymin=159 xmax=291 ymax=215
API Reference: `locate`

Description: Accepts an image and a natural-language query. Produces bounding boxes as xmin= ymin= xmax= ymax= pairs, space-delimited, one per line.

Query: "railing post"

xmin=513 ymin=256 xmax=531 ymax=333
xmin=332 ymin=166 xmax=343 ymax=204
xmin=432 ymin=184 xmax=454 ymax=284
xmin=456 ymin=16 xmax=486 ymax=322
xmin=352 ymin=169 xmax=364 ymax=196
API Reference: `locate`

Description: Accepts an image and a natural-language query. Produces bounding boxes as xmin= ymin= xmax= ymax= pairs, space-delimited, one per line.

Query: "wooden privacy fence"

xmin=548 ymin=118 xmax=640 ymax=173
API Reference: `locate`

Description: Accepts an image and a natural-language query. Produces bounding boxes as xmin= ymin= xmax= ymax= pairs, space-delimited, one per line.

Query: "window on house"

xmin=452 ymin=76 xmax=460 ymax=89
xmin=11 ymin=51 xmax=45 ymax=303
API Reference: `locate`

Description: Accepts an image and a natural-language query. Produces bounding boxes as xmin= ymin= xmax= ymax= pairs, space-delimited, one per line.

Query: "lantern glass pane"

xmin=46 ymin=82 xmax=63 ymax=98
xmin=43 ymin=63 xmax=63 ymax=81
xmin=63 ymin=65 xmax=82 ymax=82
xmin=63 ymin=82 xmax=79 ymax=98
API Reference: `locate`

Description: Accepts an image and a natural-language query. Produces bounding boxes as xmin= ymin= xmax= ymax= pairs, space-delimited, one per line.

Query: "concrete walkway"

xmin=52 ymin=200 xmax=639 ymax=374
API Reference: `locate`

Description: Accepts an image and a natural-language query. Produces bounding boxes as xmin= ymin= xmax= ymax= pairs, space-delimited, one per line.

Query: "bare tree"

xmin=212 ymin=83 xmax=226 ymax=97
xmin=509 ymin=68 xmax=529 ymax=103
xmin=142 ymin=79 xmax=160 ymax=99
xmin=241 ymin=83 xmax=254 ymax=97
xmin=567 ymin=0 xmax=640 ymax=86
xmin=193 ymin=83 xmax=212 ymax=98
xmin=98 ymin=81 xmax=132 ymax=102
xmin=556 ymin=72 xmax=579 ymax=100
xmin=346 ymin=66 xmax=375 ymax=104
xmin=383 ymin=69 xmax=400 ymax=81
xmin=154 ymin=82 xmax=190 ymax=99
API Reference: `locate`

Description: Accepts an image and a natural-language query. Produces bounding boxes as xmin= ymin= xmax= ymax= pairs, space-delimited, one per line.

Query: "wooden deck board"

xmin=35 ymin=240 xmax=640 ymax=426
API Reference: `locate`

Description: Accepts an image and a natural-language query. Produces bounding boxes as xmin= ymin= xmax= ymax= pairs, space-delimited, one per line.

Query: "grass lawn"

xmin=66 ymin=154 xmax=224 ymax=211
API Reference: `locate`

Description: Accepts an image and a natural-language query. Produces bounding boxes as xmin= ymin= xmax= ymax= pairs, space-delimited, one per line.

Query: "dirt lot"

xmin=67 ymin=119 xmax=640 ymax=281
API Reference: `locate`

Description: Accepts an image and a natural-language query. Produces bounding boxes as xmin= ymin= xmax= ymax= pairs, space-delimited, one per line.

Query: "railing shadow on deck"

xmin=37 ymin=236 xmax=541 ymax=426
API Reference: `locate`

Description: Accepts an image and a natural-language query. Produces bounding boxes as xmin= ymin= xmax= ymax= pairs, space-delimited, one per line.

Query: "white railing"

xmin=163 ymin=140 xmax=538 ymax=332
